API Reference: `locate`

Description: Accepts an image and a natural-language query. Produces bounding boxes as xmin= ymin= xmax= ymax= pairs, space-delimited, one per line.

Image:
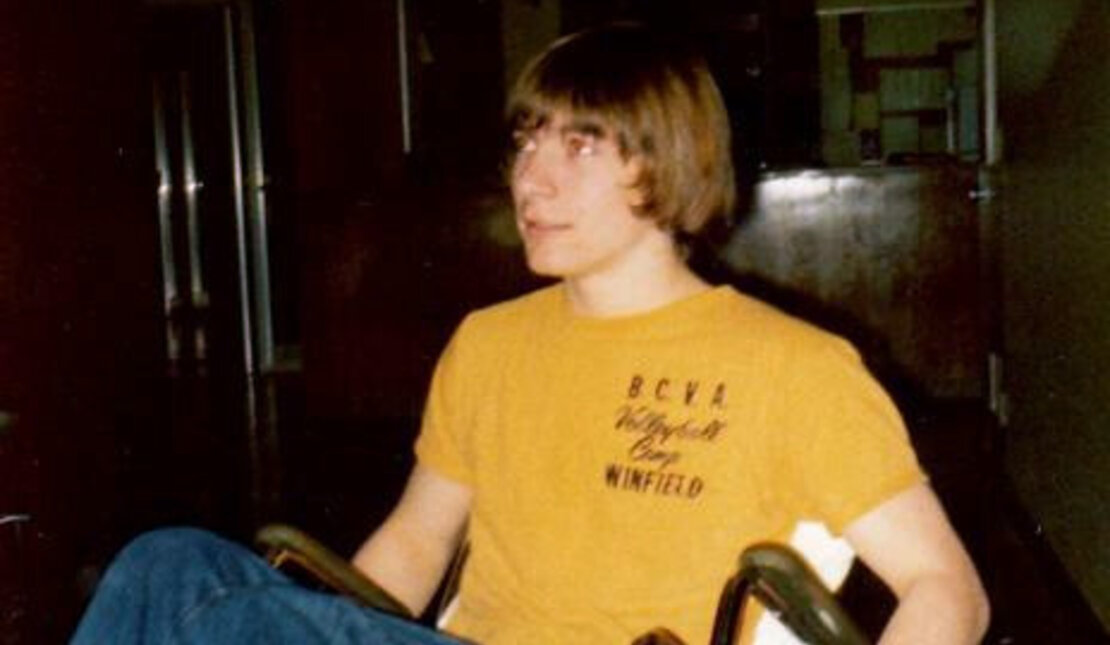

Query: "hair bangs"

xmin=506 ymin=24 xmax=737 ymax=235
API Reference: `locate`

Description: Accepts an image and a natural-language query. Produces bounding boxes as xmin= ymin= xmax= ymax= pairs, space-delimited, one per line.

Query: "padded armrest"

xmin=736 ymin=543 xmax=869 ymax=645
xmin=646 ymin=543 xmax=869 ymax=645
xmin=255 ymin=523 xmax=414 ymax=619
xmin=631 ymin=627 xmax=688 ymax=645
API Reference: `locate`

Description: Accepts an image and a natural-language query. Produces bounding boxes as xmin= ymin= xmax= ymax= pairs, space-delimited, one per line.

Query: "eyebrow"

xmin=509 ymin=111 xmax=613 ymax=146
xmin=560 ymin=118 xmax=607 ymax=138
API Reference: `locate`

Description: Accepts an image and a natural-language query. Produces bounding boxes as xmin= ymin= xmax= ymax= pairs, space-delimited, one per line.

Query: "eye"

xmin=511 ymin=130 xmax=538 ymax=154
xmin=563 ymin=133 xmax=598 ymax=158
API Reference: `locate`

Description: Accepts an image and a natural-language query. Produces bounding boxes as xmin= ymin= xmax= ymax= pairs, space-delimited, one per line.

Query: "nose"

xmin=511 ymin=141 xmax=555 ymax=199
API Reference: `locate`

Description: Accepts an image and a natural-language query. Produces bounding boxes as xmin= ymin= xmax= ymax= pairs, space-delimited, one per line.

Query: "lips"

xmin=518 ymin=215 xmax=572 ymax=242
xmin=523 ymin=220 xmax=571 ymax=232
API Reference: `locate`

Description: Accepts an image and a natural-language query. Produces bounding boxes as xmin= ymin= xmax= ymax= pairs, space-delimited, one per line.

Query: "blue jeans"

xmin=69 ymin=527 xmax=468 ymax=644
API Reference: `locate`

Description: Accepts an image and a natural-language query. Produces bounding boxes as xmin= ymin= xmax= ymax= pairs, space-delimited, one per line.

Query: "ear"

xmin=622 ymin=157 xmax=647 ymax=209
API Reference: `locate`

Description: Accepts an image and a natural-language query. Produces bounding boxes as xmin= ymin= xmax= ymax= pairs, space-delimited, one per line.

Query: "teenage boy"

xmin=71 ymin=24 xmax=988 ymax=645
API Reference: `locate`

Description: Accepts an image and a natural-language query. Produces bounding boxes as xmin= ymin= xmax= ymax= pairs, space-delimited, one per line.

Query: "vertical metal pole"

xmin=235 ymin=0 xmax=280 ymax=513
xmin=981 ymin=0 xmax=999 ymax=165
xmin=235 ymin=0 xmax=274 ymax=374
xmin=179 ymin=71 xmax=210 ymax=365
xmin=224 ymin=3 xmax=270 ymax=523
xmin=946 ymin=82 xmax=958 ymax=155
xmin=222 ymin=5 xmax=259 ymax=431
xmin=179 ymin=73 xmax=203 ymax=308
xmin=397 ymin=0 xmax=412 ymax=154
xmin=978 ymin=0 xmax=1005 ymax=435
xmin=151 ymin=81 xmax=181 ymax=367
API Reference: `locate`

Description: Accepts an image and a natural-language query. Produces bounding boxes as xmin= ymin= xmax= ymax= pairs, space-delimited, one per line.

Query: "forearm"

xmin=349 ymin=465 xmax=472 ymax=616
xmin=877 ymin=573 xmax=990 ymax=645
xmin=351 ymin=518 xmax=459 ymax=616
xmin=846 ymin=485 xmax=990 ymax=645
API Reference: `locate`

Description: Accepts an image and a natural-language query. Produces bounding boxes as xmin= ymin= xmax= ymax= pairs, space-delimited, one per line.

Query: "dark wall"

xmin=997 ymin=0 xmax=1110 ymax=628
xmin=0 ymin=1 xmax=166 ymax=640
xmin=722 ymin=166 xmax=987 ymax=400
xmin=266 ymin=0 xmax=537 ymax=551
xmin=280 ymin=0 xmax=518 ymax=424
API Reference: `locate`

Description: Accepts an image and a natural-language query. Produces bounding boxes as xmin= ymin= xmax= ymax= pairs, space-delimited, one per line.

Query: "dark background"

xmin=1 ymin=0 xmax=1107 ymax=642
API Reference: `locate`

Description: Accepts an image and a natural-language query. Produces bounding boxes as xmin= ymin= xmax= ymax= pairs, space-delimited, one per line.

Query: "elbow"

xmin=969 ymin=578 xmax=991 ymax=640
xmin=950 ymin=557 xmax=990 ymax=640
xmin=938 ymin=570 xmax=992 ymax=642
xmin=937 ymin=568 xmax=991 ymax=641
xmin=890 ymin=570 xmax=991 ymax=644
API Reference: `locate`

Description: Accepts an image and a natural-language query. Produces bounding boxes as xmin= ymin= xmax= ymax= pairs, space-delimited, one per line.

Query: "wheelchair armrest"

xmin=638 ymin=543 xmax=868 ymax=645
xmin=631 ymin=627 xmax=687 ymax=645
xmin=255 ymin=523 xmax=414 ymax=619
xmin=735 ymin=543 xmax=869 ymax=645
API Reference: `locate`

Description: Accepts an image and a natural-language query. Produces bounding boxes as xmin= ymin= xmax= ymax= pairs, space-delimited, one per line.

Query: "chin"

xmin=524 ymin=253 xmax=575 ymax=279
xmin=526 ymin=261 xmax=567 ymax=278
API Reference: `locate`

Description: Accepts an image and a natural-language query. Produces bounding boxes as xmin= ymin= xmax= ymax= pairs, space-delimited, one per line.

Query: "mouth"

xmin=518 ymin=216 xmax=572 ymax=240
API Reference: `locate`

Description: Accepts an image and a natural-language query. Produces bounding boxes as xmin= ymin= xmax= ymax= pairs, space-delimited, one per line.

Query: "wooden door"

xmin=720 ymin=165 xmax=988 ymax=400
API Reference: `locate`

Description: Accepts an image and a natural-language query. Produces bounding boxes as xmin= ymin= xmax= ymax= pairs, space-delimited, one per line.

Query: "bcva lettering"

xmin=627 ymin=374 xmax=726 ymax=409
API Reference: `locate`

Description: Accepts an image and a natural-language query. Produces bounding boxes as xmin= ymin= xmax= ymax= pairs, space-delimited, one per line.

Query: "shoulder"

xmin=453 ymin=284 xmax=563 ymax=342
xmin=714 ymin=287 xmax=860 ymax=362
xmin=431 ymin=287 xmax=561 ymax=382
xmin=470 ymin=283 xmax=562 ymax=320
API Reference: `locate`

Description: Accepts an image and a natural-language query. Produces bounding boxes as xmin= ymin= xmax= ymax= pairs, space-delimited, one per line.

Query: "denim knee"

xmin=73 ymin=528 xmax=286 ymax=645
xmin=115 ymin=527 xmax=224 ymax=568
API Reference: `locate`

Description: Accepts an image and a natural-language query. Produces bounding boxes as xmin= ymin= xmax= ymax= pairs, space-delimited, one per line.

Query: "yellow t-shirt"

xmin=415 ymin=285 xmax=923 ymax=645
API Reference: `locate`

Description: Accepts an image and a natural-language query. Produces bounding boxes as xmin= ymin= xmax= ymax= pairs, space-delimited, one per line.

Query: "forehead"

xmin=512 ymin=103 xmax=612 ymax=138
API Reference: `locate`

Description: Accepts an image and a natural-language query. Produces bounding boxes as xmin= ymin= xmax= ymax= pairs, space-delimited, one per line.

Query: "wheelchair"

xmin=256 ymin=523 xmax=870 ymax=645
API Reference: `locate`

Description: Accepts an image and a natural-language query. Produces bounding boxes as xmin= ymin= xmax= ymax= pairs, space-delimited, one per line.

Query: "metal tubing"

xmin=816 ymin=0 xmax=973 ymax=16
xmin=222 ymin=4 xmax=258 ymax=425
xmin=152 ymin=80 xmax=181 ymax=365
xmin=0 ymin=514 xmax=31 ymax=527
xmin=179 ymin=72 xmax=207 ymax=312
xmin=710 ymin=573 xmax=752 ymax=645
xmin=235 ymin=0 xmax=275 ymax=374
xmin=152 ymin=83 xmax=178 ymax=309
xmin=397 ymin=0 xmax=412 ymax=154
xmin=980 ymin=0 xmax=999 ymax=165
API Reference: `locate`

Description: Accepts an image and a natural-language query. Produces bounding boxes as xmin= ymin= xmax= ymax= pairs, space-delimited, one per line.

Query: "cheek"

xmin=508 ymin=165 xmax=527 ymax=197
xmin=616 ymin=155 xmax=643 ymax=198
xmin=624 ymin=180 xmax=646 ymax=210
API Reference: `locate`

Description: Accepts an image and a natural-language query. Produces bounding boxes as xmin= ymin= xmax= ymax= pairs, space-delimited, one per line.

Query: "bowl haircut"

xmin=507 ymin=23 xmax=737 ymax=236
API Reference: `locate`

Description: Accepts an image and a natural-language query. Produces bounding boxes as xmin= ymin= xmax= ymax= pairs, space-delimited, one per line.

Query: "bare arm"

xmin=845 ymin=483 xmax=990 ymax=645
xmin=351 ymin=463 xmax=473 ymax=616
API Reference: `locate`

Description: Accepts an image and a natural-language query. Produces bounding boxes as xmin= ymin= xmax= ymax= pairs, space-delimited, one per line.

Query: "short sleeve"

xmin=779 ymin=338 xmax=926 ymax=534
xmin=413 ymin=317 xmax=479 ymax=487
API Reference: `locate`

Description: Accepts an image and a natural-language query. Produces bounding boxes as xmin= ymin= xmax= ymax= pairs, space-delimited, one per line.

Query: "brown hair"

xmin=507 ymin=24 xmax=736 ymax=235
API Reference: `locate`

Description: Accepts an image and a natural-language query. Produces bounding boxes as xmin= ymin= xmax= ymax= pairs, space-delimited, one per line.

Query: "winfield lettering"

xmin=604 ymin=463 xmax=704 ymax=498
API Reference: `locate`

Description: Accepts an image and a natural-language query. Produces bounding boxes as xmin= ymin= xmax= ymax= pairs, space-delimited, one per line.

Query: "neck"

xmin=562 ymin=242 xmax=709 ymax=318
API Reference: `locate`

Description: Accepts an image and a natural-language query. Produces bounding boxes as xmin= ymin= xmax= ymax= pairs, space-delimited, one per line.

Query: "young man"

xmin=350 ymin=24 xmax=988 ymax=645
xmin=72 ymin=24 xmax=988 ymax=645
